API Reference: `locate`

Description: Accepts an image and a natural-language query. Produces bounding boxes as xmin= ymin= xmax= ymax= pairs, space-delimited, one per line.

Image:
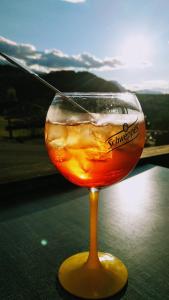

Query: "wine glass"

xmin=45 ymin=92 xmax=145 ymax=299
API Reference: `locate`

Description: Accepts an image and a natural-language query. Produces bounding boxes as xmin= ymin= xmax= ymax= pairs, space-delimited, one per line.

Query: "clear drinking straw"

xmin=0 ymin=51 xmax=94 ymax=119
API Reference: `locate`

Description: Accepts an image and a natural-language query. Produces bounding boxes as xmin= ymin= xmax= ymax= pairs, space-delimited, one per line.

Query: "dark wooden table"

xmin=0 ymin=164 xmax=169 ymax=300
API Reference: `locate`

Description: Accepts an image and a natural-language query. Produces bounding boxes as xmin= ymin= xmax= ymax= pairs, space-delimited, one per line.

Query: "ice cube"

xmin=79 ymin=124 xmax=98 ymax=148
xmin=86 ymin=147 xmax=112 ymax=161
xmin=91 ymin=124 xmax=117 ymax=144
xmin=66 ymin=124 xmax=97 ymax=149
xmin=66 ymin=125 xmax=81 ymax=148
xmin=46 ymin=124 xmax=68 ymax=147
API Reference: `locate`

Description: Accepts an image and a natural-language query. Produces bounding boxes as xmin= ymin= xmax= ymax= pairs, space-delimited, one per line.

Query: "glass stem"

xmin=86 ymin=187 xmax=101 ymax=269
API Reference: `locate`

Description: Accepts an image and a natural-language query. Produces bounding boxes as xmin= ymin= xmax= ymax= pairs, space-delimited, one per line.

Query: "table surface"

xmin=0 ymin=164 xmax=169 ymax=300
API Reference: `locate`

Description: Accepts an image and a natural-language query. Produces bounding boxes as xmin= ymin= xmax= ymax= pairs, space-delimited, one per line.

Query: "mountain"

xmin=43 ymin=70 xmax=126 ymax=93
xmin=0 ymin=65 xmax=124 ymax=94
xmin=0 ymin=66 xmax=127 ymax=115
xmin=136 ymin=89 xmax=164 ymax=94
xmin=110 ymin=80 xmax=126 ymax=92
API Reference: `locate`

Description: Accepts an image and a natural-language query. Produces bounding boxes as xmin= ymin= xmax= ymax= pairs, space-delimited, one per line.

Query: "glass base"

xmin=58 ymin=251 xmax=128 ymax=299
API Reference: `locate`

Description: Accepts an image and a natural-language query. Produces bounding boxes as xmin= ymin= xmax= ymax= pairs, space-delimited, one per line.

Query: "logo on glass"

xmin=106 ymin=118 xmax=139 ymax=152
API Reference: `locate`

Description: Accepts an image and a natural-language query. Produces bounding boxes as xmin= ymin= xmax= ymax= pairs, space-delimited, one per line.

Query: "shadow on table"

xmin=56 ymin=277 xmax=128 ymax=300
xmin=0 ymin=163 xmax=155 ymax=222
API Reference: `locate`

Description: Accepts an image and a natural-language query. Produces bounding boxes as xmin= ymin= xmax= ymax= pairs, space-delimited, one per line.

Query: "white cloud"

xmin=0 ymin=36 xmax=36 ymax=59
xmin=62 ymin=0 xmax=86 ymax=3
xmin=0 ymin=36 xmax=124 ymax=73
xmin=124 ymin=80 xmax=169 ymax=94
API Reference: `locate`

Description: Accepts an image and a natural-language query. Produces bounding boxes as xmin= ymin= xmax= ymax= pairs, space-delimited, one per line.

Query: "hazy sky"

xmin=0 ymin=0 xmax=169 ymax=92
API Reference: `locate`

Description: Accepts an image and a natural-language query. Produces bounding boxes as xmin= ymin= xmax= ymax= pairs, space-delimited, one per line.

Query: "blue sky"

xmin=0 ymin=0 xmax=169 ymax=92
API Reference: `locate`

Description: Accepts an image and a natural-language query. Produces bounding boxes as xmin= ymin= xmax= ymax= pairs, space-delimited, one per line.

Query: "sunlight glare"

xmin=120 ymin=34 xmax=152 ymax=67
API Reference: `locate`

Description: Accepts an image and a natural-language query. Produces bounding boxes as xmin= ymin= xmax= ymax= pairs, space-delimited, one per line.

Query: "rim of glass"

xmin=54 ymin=92 xmax=137 ymax=97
